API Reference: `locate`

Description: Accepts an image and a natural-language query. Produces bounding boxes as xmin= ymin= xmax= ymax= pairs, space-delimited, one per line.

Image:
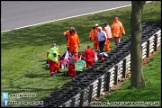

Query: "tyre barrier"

xmin=32 ymin=21 xmax=161 ymax=107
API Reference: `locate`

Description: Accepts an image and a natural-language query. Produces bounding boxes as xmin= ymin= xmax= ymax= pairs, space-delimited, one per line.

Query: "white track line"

xmin=1 ymin=1 xmax=152 ymax=33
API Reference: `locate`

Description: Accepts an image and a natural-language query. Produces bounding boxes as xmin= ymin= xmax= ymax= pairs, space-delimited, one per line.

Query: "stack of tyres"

xmin=104 ymin=56 xmax=114 ymax=62
xmin=115 ymin=46 xmax=126 ymax=51
xmin=63 ymin=80 xmax=79 ymax=87
xmin=109 ymin=59 xmax=118 ymax=65
xmin=96 ymin=60 xmax=106 ymax=63
xmin=78 ymin=83 xmax=88 ymax=90
xmin=47 ymin=100 xmax=64 ymax=107
xmin=40 ymin=97 xmax=52 ymax=107
xmin=90 ymin=64 xmax=102 ymax=72
xmin=96 ymin=67 xmax=108 ymax=74
xmin=43 ymin=98 xmax=55 ymax=107
xmin=62 ymin=84 xmax=75 ymax=91
xmin=120 ymin=50 xmax=130 ymax=57
xmin=84 ymin=68 xmax=95 ymax=73
xmin=72 ymin=72 xmax=91 ymax=82
xmin=90 ymin=72 xmax=103 ymax=80
xmin=142 ymin=34 xmax=149 ymax=41
xmin=102 ymin=62 xmax=114 ymax=70
xmin=61 ymin=94 xmax=73 ymax=102
xmin=115 ymin=54 xmax=125 ymax=62
xmin=86 ymin=76 xmax=96 ymax=81
xmin=81 ymin=80 xmax=93 ymax=86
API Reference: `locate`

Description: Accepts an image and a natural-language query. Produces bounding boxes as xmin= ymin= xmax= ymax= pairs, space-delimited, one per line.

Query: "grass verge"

xmin=1 ymin=1 xmax=161 ymax=107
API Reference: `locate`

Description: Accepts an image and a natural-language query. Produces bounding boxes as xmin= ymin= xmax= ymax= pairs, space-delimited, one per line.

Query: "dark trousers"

xmin=99 ymin=40 xmax=105 ymax=52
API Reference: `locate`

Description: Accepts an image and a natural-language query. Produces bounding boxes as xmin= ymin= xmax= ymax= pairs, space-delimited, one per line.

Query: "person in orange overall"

xmin=103 ymin=22 xmax=112 ymax=51
xmin=111 ymin=16 xmax=125 ymax=45
xmin=67 ymin=27 xmax=80 ymax=54
xmin=89 ymin=24 xmax=99 ymax=51
xmin=82 ymin=45 xmax=95 ymax=68
xmin=63 ymin=27 xmax=75 ymax=41
xmin=68 ymin=53 xmax=79 ymax=77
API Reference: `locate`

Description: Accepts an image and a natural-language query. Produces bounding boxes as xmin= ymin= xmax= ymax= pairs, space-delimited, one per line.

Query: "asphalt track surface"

xmin=1 ymin=1 xmax=131 ymax=32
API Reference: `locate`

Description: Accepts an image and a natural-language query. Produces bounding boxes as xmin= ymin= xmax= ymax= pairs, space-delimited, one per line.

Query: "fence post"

xmin=115 ymin=65 xmax=119 ymax=85
xmin=122 ymin=59 xmax=126 ymax=78
xmin=80 ymin=90 xmax=85 ymax=107
xmin=105 ymin=72 xmax=110 ymax=91
xmin=154 ymin=34 xmax=158 ymax=51
xmin=146 ymin=40 xmax=150 ymax=58
xmin=97 ymin=78 xmax=102 ymax=97
xmin=71 ymin=97 xmax=76 ymax=107
xmin=88 ymin=85 xmax=93 ymax=103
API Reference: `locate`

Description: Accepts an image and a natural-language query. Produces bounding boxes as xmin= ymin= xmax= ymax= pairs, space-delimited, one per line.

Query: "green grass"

xmin=1 ymin=1 xmax=161 ymax=107
xmin=99 ymin=50 xmax=161 ymax=107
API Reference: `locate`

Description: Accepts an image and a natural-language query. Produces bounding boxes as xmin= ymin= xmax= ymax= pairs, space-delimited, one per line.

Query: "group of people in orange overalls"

xmin=89 ymin=16 xmax=125 ymax=53
xmin=46 ymin=16 xmax=125 ymax=77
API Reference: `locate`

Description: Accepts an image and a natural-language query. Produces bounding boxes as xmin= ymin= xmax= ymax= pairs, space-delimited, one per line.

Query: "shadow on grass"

xmin=24 ymin=70 xmax=70 ymax=78
xmin=24 ymin=72 xmax=50 ymax=78
xmin=38 ymin=59 xmax=47 ymax=62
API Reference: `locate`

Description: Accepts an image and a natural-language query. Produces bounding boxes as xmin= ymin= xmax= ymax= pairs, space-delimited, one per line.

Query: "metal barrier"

xmin=33 ymin=20 xmax=161 ymax=107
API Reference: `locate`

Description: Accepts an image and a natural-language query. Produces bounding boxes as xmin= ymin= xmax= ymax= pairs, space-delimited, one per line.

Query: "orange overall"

xmin=103 ymin=25 xmax=112 ymax=51
xmin=67 ymin=32 xmax=80 ymax=54
xmin=111 ymin=21 xmax=125 ymax=38
xmin=89 ymin=28 xmax=99 ymax=50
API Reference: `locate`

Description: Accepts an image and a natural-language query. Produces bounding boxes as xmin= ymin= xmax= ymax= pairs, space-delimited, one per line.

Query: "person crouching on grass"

xmin=68 ymin=53 xmax=79 ymax=77
xmin=75 ymin=54 xmax=86 ymax=75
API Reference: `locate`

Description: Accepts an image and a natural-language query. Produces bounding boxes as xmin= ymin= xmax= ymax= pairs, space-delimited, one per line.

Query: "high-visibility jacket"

xmin=67 ymin=32 xmax=80 ymax=54
xmin=47 ymin=46 xmax=59 ymax=58
xmin=111 ymin=21 xmax=125 ymax=38
xmin=103 ymin=25 xmax=112 ymax=39
xmin=48 ymin=47 xmax=59 ymax=62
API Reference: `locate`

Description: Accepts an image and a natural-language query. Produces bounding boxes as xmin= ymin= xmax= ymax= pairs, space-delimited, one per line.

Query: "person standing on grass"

xmin=82 ymin=45 xmax=95 ymax=68
xmin=63 ymin=27 xmax=76 ymax=41
xmin=111 ymin=16 xmax=125 ymax=45
xmin=97 ymin=26 xmax=107 ymax=53
xmin=89 ymin=24 xmax=99 ymax=51
xmin=48 ymin=43 xmax=61 ymax=76
xmin=66 ymin=27 xmax=80 ymax=55
xmin=46 ymin=43 xmax=57 ymax=69
xmin=103 ymin=22 xmax=112 ymax=51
